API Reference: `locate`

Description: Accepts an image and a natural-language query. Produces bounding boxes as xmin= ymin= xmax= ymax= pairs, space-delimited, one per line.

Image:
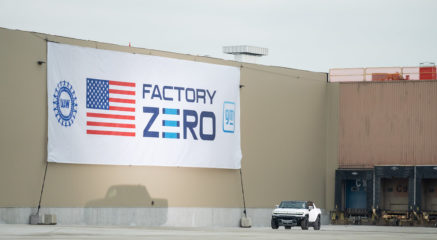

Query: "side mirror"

xmin=308 ymin=206 xmax=314 ymax=211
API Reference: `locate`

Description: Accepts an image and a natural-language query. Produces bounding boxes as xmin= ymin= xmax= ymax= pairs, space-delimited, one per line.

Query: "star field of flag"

xmin=87 ymin=79 xmax=110 ymax=110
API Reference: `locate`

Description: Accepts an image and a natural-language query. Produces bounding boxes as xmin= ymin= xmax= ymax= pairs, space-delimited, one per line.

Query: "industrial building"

xmin=0 ymin=27 xmax=436 ymax=227
xmin=331 ymin=69 xmax=437 ymax=226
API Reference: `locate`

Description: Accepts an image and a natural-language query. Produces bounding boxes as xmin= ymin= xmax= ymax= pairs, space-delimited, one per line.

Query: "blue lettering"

xmin=141 ymin=107 xmax=217 ymax=141
xmin=142 ymin=84 xmax=152 ymax=98
xmin=142 ymin=84 xmax=216 ymax=105
xmin=225 ymin=109 xmax=234 ymax=125
xmin=207 ymin=90 xmax=216 ymax=104
xmin=143 ymin=107 xmax=159 ymax=138
xmin=174 ymin=87 xmax=184 ymax=102
xmin=163 ymin=86 xmax=173 ymax=101
xmin=199 ymin=111 xmax=216 ymax=141
xmin=183 ymin=110 xmax=198 ymax=140
xmin=196 ymin=89 xmax=206 ymax=104
xmin=60 ymin=99 xmax=70 ymax=108
xmin=185 ymin=88 xmax=195 ymax=103
xmin=151 ymin=85 xmax=162 ymax=100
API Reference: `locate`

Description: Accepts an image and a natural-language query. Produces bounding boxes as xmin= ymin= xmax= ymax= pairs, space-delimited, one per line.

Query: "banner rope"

xmin=36 ymin=161 xmax=49 ymax=215
xmin=239 ymin=168 xmax=248 ymax=217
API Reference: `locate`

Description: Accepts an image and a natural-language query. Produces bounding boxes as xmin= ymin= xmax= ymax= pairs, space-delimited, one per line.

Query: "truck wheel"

xmin=313 ymin=215 xmax=321 ymax=230
xmin=271 ymin=219 xmax=279 ymax=229
xmin=285 ymin=226 xmax=291 ymax=229
xmin=301 ymin=217 xmax=309 ymax=230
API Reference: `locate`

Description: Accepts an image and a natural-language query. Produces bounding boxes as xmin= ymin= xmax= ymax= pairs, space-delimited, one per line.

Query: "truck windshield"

xmin=279 ymin=201 xmax=307 ymax=209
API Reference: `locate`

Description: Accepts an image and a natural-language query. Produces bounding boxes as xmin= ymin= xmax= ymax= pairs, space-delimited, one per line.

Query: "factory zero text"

xmin=142 ymin=84 xmax=217 ymax=140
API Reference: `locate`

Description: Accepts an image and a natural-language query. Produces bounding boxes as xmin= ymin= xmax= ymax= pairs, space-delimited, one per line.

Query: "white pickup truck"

xmin=271 ymin=201 xmax=321 ymax=230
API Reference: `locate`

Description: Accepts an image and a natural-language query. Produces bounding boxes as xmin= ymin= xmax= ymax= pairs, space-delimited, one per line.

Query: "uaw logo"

xmin=53 ymin=80 xmax=78 ymax=127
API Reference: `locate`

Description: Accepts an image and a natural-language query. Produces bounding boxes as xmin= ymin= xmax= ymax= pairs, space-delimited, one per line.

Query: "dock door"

xmin=381 ymin=178 xmax=409 ymax=211
xmin=334 ymin=169 xmax=373 ymax=217
xmin=422 ymin=179 xmax=437 ymax=211
xmin=374 ymin=166 xmax=414 ymax=225
xmin=345 ymin=179 xmax=367 ymax=210
xmin=415 ymin=166 xmax=437 ymax=225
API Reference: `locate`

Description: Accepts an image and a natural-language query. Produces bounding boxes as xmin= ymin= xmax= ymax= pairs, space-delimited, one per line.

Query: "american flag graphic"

xmin=86 ymin=78 xmax=136 ymax=137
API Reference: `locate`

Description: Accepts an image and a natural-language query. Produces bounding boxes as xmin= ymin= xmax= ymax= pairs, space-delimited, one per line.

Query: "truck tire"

xmin=313 ymin=215 xmax=321 ymax=230
xmin=271 ymin=219 xmax=279 ymax=229
xmin=285 ymin=226 xmax=291 ymax=229
xmin=301 ymin=217 xmax=309 ymax=230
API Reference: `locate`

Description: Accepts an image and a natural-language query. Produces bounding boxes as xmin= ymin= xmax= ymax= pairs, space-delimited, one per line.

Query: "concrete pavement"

xmin=0 ymin=224 xmax=436 ymax=239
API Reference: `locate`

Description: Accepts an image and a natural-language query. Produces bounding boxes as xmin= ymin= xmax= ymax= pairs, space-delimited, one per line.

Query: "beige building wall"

xmin=324 ymin=83 xmax=339 ymax=211
xmin=0 ymin=28 xmax=332 ymax=214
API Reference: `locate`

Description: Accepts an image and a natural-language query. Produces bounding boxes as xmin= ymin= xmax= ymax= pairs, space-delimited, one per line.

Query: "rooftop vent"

xmin=223 ymin=45 xmax=268 ymax=64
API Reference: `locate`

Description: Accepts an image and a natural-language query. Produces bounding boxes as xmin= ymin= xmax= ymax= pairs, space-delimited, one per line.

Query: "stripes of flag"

xmin=86 ymin=78 xmax=136 ymax=137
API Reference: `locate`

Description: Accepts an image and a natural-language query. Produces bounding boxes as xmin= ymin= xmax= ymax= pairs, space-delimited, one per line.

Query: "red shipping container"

xmin=419 ymin=62 xmax=436 ymax=80
xmin=372 ymin=73 xmax=404 ymax=81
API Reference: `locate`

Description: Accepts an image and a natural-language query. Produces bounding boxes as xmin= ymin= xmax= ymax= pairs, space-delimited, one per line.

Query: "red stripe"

xmin=109 ymin=106 xmax=135 ymax=112
xmin=109 ymin=81 xmax=135 ymax=87
xmin=87 ymin=130 xmax=135 ymax=137
xmin=109 ymin=98 xmax=136 ymax=104
xmin=87 ymin=112 xmax=135 ymax=120
xmin=109 ymin=89 xmax=135 ymax=95
xmin=87 ymin=121 xmax=135 ymax=129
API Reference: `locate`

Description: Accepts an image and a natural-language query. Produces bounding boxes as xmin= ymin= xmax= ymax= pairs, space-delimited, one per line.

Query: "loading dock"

xmin=421 ymin=180 xmax=437 ymax=212
xmin=374 ymin=166 xmax=415 ymax=225
xmin=381 ymin=178 xmax=409 ymax=211
xmin=415 ymin=166 xmax=437 ymax=226
xmin=332 ymin=169 xmax=373 ymax=224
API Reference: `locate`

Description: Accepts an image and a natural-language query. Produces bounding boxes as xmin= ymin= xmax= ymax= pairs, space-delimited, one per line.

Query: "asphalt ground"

xmin=0 ymin=224 xmax=436 ymax=240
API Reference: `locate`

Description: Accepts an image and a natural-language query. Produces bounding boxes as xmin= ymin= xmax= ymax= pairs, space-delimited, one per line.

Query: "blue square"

xmin=86 ymin=78 xmax=109 ymax=110
xmin=223 ymin=101 xmax=235 ymax=133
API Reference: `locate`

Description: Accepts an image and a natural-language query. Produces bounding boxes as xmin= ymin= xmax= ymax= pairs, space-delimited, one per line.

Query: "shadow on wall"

xmin=84 ymin=185 xmax=168 ymax=226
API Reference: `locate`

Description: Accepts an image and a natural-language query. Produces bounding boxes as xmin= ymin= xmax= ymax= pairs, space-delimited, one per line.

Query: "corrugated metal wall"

xmin=339 ymin=81 xmax=437 ymax=168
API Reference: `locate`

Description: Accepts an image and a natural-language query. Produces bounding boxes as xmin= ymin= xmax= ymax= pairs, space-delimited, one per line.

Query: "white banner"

xmin=47 ymin=42 xmax=241 ymax=169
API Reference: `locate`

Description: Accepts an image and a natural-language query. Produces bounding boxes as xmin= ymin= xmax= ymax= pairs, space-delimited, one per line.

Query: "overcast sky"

xmin=1 ymin=0 xmax=436 ymax=72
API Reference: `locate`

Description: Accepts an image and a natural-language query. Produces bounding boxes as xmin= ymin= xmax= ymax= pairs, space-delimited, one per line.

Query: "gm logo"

xmin=223 ymin=101 xmax=235 ymax=133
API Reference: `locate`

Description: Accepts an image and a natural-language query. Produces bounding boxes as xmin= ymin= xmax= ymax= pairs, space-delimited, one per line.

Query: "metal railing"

xmin=329 ymin=65 xmax=436 ymax=82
